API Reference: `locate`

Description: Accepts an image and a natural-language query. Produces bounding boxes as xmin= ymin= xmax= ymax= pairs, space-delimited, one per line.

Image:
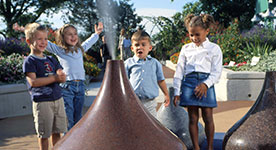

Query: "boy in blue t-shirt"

xmin=124 ymin=30 xmax=170 ymax=117
xmin=22 ymin=23 xmax=67 ymax=150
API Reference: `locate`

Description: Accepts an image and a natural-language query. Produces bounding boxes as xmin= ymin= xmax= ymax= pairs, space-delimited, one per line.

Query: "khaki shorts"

xmin=33 ymin=97 xmax=67 ymax=138
xmin=140 ymin=98 xmax=157 ymax=118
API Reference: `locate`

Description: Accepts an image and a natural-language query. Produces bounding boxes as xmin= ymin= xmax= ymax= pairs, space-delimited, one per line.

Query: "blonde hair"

xmin=55 ymin=24 xmax=84 ymax=53
xmin=184 ymin=14 xmax=215 ymax=30
xmin=131 ymin=30 xmax=151 ymax=44
xmin=24 ymin=23 xmax=47 ymax=41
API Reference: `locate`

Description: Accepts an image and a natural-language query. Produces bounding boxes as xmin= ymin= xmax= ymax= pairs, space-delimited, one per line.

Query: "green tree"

xmin=63 ymin=0 xmax=141 ymax=39
xmin=0 ymin=0 xmax=69 ymax=37
xmin=151 ymin=2 xmax=202 ymax=60
xmin=199 ymin=0 xmax=255 ymax=30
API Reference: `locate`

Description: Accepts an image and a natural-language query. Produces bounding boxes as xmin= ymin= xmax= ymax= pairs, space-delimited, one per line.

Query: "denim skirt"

xmin=180 ymin=72 xmax=217 ymax=108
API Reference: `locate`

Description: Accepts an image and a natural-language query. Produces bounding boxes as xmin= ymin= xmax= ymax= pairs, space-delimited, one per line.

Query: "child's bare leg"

xmin=187 ymin=106 xmax=200 ymax=150
xmin=51 ymin=133 xmax=61 ymax=146
xmin=38 ymin=138 xmax=48 ymax=150
xmin=202 ymin=107 xmax=214 ymax=150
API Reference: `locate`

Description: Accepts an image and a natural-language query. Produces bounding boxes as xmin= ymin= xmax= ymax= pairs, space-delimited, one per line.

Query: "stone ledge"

xmin=0 ymin=83 xmax=32 ymax=119
xmin=165 ymin=60 xmax=177 ymax=71
xmin=216 ymin=68 xmax=264 ymax=101
xmin=0 ymin=83 xmax=28 ymax=94
xmin=221 ymin=68 xmax=265 ymax=79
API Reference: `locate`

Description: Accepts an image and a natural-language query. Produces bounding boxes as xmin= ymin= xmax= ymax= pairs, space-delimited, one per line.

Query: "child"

xmin=173 ymin=14 xmax=223 ymax=150
xmin=46 ymin=23 xmax=103 ymax=130
xmin=100 ymin=35 xmax=111 ymax=70
xmin=22 ymin=23 xmax=67 ymax=150
xmin=124 ymin=30 xmax=170 ymax=117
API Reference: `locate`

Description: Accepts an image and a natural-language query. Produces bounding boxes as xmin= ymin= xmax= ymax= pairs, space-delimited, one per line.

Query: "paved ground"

xmin=0 ymin=66 xmax=255 ymax=150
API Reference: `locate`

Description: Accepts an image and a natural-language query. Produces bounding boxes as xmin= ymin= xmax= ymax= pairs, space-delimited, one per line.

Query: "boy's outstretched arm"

xmin=158 ymin=80 xmax=170 ymax=107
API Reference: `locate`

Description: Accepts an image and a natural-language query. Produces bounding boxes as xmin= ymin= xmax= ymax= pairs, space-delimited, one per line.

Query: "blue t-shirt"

xmin=124 ymin=55 xmax=165 ymax=99
xmin=23 ymin=55 xmax=63 ymax=102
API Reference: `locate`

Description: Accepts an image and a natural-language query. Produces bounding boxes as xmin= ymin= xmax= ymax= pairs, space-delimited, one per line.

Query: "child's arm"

xmin=81 ymin=22 xmax=103 ymax=52
xmin=158 ymin=80 xmax=170 ymax=107
xmin=26 ymin=70 xmax=66 ymax=87
xmin=46 ymin=40 xmax=62 ymax=55
xmin=100 ymin=46 xmax=103 ymax=57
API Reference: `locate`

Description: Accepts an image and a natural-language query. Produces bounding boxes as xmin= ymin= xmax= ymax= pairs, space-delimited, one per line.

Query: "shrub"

xmin=83 ymin=61 xmax=101 ymax=77
xmin=229 ymin=50 xmax=276 ymax=72
xmin=0 ymin=38 xmax=30 ymax=56
xmin=0 ymin=53 xmax=26 ymax=84
xmin=210 ymin=19 xmax=243 ymax=64
xmin=170 ymin=52 xmax=180 ymax=64
xmin=239 ymin=42 xmax=274 ymax=62
xmin=241 ymin=24 xmax=276 ymax=50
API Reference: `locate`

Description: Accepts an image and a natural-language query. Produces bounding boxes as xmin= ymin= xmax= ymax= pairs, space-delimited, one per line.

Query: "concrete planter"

xmin=215 ymin=68 xmax=265 ymax=101
xmin=0 ymin=83 xmax=32 ymax=119
xmin=165 ymin=60 xmax=265 ymax=101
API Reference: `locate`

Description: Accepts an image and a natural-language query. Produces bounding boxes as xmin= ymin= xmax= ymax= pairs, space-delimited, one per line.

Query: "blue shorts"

xmin=180 ymin=72 xmax=217 ymax=108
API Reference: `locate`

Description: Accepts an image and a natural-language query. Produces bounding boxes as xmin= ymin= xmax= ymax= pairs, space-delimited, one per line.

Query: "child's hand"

xmin=95 ymin=22 xmax=103 ymax=35
xmin=56 ymin=69 xmax=66 ymax=83
xmin=173 ymin=96 xmax=180 ymax=107
xmin=194 ymin=83 xmax=208 ymax=99
xmin=164 ymin=94 xmax=170 ymax=107
xmin=57 ymin=69 xmax=65 ymax=76
xmin=13 ymin=22 xmax=25 ymax=32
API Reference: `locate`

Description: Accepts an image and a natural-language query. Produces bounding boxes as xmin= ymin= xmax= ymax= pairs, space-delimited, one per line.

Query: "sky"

xmin=0 ymin=0 xmax=197 ymax=35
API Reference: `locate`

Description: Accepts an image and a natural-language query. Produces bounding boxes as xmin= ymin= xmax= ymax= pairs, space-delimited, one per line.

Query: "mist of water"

xmin=97 ymin=0 xmax=118 ymax=60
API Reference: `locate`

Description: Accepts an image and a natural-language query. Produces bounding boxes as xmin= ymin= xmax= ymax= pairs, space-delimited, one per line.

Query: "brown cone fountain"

xmin=53 ymin=60 xmax=186 ymax=150
xmin=223 ymin=72 xmax=276 ymax=149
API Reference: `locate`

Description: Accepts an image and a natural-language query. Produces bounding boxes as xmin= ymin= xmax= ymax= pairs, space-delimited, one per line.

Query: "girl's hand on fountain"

xmin=173 ymin=96 xmax=180 ymax=107
xmin=95 ymin=22 xmax=103 ymax=35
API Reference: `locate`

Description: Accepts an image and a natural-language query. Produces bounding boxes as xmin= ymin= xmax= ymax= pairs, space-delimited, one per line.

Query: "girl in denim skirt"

xmin=173 ymin=14 xmax=223 ymax=150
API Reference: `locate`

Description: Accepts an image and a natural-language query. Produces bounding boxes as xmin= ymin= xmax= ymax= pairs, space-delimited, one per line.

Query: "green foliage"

xmin=240 ymin=42 xmax=273 ymax=61
xmin=170 ymin=52 xmax=180 ymax=64
xmin=0 ymin=0 xmax=69 ymax=37
xmin=199 ymin=0 xmax=255 ymax=30
xmin=210 ymin=19 xmax=243 ymax=64
xmin=83 ymin=62 xmax=101 ymax=77
xmin=83 ymin=53 xmax=101 ymax=77
xmin=230 ymin=50 xmax=276 ymax=72
xmin=151 ymin=2 xmax=202 ymax=60
xmin=64 ymin=0 xmax=141 ymax=39
xmin=241 ymin=25 xmax=276 ymax=50
xmin=0 ymin=53 xmax=25 ymax=84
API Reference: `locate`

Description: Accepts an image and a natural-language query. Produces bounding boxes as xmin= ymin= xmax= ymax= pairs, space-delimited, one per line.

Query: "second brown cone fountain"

xmin=53 ymin=60 xmax=186 ymax=150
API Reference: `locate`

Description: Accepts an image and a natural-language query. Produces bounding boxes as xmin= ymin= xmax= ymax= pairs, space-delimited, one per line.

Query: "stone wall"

xmin=0 ymin=83 xmax=32 ymax=118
